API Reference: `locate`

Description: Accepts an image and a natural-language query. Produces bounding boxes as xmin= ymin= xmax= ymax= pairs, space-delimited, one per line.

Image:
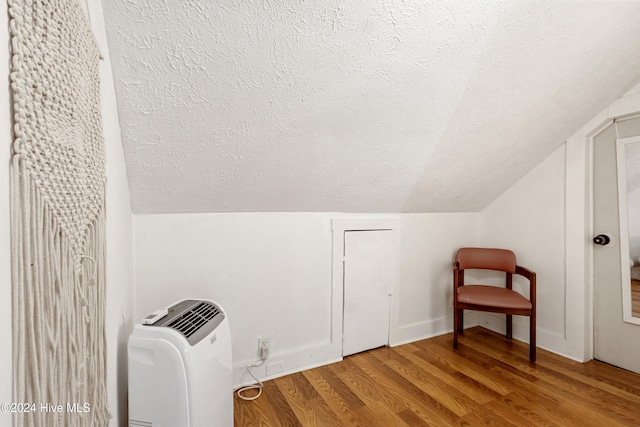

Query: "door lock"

xmin=593 ymin=234 xmax=612 ymax=246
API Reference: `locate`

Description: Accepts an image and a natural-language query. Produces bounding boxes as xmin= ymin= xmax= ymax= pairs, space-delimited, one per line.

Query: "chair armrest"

xmin=516 ymin=265 xmax=536 ymax=301
xmin=453 ymin=261 xmax=462 ymax=288
xmin=516 ymin=265 xmax=535 ymax=280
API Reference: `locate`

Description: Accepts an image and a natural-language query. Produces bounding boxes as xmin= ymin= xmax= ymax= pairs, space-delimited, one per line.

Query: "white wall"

xmin=0 ymin=3 xmax=133 ymax=426
xmin=625 ymin=81 xmax=640 ymax=98
xmin=133 ymin=212 xmax=479 ymax=386
xmin=479 ymin=145 xmax=568 ymax=351
xmin=134 ymin=213 xmax=336 ymax=385
xmin=394 ymin=214 xmax=480 ymax=344
xmin=89 ymin=1 xmax=135 ymax=426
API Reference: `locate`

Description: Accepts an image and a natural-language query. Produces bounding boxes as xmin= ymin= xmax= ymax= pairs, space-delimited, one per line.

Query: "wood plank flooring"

xmin=234 ymin=327 xmax=640 ymax=426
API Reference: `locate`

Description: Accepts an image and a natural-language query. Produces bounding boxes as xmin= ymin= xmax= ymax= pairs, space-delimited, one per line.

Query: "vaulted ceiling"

xmin=102 ymin=1 xmax=640 ymax=213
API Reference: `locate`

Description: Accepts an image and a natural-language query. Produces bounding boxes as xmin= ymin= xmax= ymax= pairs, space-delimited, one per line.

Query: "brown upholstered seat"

xmin=453 ymin=247 xmax=536 ymax=361
xmin=457 ymin=285 xmax=532 ymax=310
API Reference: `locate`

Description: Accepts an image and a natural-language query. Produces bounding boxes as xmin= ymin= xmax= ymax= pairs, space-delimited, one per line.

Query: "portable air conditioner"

xmin=128 ymin=299 xmax=233 ymax=427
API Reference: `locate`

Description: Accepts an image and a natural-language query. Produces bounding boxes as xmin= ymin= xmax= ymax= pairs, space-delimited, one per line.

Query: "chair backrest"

xmin=455 ymin=247 xmax=516 ymax=273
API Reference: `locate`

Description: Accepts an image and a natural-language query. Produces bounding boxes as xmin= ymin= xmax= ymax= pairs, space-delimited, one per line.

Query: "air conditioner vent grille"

xmin=142 ymin=299 xmax=225 ymax=346
xmin=166 ymin=302 xmax=221 ymax=339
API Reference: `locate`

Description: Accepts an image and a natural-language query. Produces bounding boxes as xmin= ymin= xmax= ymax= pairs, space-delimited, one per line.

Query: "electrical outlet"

xmin=258 ymin=335 xmax=272 ymax=360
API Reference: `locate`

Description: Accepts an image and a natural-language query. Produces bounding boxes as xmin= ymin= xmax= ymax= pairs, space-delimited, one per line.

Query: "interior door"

xmin=593 ymin=122 xmax=640 ymax=374
xmin=342 ymin=230 xmax=392 ymax=357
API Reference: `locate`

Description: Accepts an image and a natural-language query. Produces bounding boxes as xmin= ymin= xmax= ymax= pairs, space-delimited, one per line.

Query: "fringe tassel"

xmin=12 ymin=157 xmax=110 ymax=427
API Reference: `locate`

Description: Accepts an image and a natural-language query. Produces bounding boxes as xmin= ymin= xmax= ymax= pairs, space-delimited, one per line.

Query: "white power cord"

xmin=235 ymin=359 xmax=265 ymax=401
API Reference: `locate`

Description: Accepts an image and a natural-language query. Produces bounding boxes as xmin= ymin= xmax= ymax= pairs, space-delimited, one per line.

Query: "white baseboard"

xmin=233 ymin=341 xmax=341 ymax=388
xmin=390 ymin=312 xmax=479 ymax=347
xmin=478 ymin=312 xmax=584 ymax=361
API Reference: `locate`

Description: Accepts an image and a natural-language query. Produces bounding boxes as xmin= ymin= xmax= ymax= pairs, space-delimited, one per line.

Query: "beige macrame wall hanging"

xmin=8 ymin=0 xmax=109 ymax=425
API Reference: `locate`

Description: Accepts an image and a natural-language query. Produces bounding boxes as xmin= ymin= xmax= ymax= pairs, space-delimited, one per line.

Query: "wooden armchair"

xmin=453 ymin=247 xmax=536 ymax=361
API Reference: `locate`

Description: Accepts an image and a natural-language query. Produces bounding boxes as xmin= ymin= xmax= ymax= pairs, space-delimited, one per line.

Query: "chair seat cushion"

xmin=457 ymin=285 xmax=532 ymax=310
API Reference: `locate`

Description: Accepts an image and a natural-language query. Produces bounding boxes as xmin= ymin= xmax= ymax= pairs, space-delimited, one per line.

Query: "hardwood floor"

xmin=234 ymin=327 xmax=640 ymax=426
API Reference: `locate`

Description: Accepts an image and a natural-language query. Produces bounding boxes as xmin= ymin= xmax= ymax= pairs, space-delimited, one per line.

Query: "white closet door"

xmin=342 ymin=230 xmax=392 ymax=357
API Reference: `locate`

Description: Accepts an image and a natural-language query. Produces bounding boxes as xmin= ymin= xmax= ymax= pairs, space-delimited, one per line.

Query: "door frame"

xmin=583 ymin=99 xmax=640 ymax=360
xmin=331 ymin=218 xmax=402 ymax=355
xmin=560 ymin=91 xmax=640 ymax=363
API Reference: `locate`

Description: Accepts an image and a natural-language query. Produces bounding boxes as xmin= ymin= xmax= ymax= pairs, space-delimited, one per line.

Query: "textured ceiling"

xmin=102 ymin=0 xmax=640 ymax=213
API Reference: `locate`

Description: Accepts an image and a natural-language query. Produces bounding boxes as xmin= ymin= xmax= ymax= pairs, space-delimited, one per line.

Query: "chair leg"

xmin=530 ymin=314 xmax=536 ymax=362
xmin=458 ymin=309 xmax=464 ymax=334
xmin=506 ymin=314 xmax=512 ymax=339
xmin=453 ymin=308 xmax=459 ymax=349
